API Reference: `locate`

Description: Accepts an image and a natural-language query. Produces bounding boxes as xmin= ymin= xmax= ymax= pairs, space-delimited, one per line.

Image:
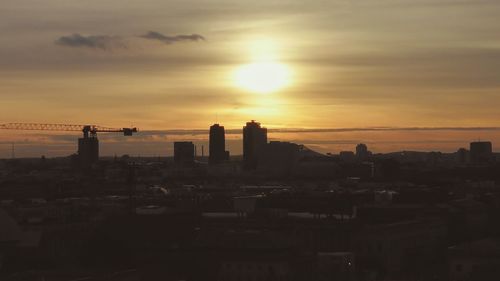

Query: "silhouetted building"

xmin=356 ymin=143 xmax=369 ymax=160
xmin=209 ymin=124 xmax=229 ymax=165
xmin=339 ymin=151 xmax=355 ymax=162
xmin=257 ymin=141 xmax=300 ymax=177
xmin=243 ymin=120 xmax=267 ymax=169
xmin=470 ymin=141 xmax=493 ymax=164
xmin=174 ymin=141 xmax=195 ymax=166
xmin=78 ymin=136 xmax=99 ymax=167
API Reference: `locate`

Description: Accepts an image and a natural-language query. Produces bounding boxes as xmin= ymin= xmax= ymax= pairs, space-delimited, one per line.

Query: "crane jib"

xmin=0 ymin=123 xmax=138 ymax=138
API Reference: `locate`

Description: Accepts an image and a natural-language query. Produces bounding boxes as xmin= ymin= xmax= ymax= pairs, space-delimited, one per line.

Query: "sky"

xmin=1 ymin=0 xmax=500 ymax=157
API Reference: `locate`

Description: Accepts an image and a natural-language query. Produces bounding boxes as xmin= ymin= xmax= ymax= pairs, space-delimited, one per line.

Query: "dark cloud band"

xmin=55 ymin=33 xmax=126 ymax=50
xmin=55 ymin=31 xmax=205 ymax=50
xmin=139 ymin=31 xmax=205 ymax=44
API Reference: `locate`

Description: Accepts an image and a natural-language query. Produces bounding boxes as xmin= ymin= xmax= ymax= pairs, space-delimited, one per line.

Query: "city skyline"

xmin=3 ymin=1 xmax=500 ymax=280
xmin=0 ymin=122 xmax=499 ymax=158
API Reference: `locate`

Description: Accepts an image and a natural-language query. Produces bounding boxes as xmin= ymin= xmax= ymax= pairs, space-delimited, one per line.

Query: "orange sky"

xmin=1 ymin=0 xmax=500 ymax=157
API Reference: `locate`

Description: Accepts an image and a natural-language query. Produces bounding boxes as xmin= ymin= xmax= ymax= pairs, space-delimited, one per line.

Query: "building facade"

xmin=209 ymin=124 xmax=229 ymax=165
xmin=174 ymin=141 xmax=195 ymax=166
xmin=356 ymin=143 xmax=369 ymax=161
xmin=243 ymin=120 xmax=267 ymax=170
xmin=470 ymin=141 xmax=493 ymax=164
xmin=78 ymin=136 xmax=99 ymax=167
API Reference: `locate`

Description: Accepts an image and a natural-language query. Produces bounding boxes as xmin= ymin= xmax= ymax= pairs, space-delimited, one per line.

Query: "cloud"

xmin=139 ymin=31 xmax=205 ymax=44
xmin=54 ymin=31 xmax=205 ymax=50
xmin=55 ymin=33 xmax=126 ymax=50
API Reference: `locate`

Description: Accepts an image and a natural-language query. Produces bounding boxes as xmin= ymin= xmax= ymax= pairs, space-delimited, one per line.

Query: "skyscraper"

xmin=243 ymin=120 xmax=267 ymax=169
xmin=209 ymin=123 xmax=229 ymax=164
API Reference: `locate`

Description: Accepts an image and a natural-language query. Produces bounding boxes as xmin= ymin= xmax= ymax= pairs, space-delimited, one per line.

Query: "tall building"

xmin=209 ymin=124 xmax=229 ymax=164
xmin=356 ymin=143 xmax=370 ymax=160
xmin=78 ymin=136 xmax=99 ymax=167
xmin=470 ymin=141 xmax=493 ymax=164
xmin=174 ymin=141 xmax=195 ymax=166
xmin=243 ymin=120 xmax=267 ymax=169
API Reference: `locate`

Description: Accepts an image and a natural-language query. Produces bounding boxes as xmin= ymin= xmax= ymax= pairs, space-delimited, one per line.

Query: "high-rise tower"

xmin=209 ymin=124 xmax=229 ymax=164
xmin=243 ymin=120 xmax=267 ymax=169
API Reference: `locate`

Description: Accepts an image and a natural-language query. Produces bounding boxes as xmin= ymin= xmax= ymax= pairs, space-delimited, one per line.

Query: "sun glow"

xmin=234 ymin=62 xmax=291 ymax=94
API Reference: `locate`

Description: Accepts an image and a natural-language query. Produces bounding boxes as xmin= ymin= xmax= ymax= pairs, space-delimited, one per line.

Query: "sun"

xmin=234 ymin=62 xmax=291 ymax=94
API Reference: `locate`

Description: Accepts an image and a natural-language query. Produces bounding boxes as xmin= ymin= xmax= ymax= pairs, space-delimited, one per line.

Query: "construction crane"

xmin=0 ymin=123 xmax=137 ymax=138
xmin=0 ymin=123 xmax=138 ymax=166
